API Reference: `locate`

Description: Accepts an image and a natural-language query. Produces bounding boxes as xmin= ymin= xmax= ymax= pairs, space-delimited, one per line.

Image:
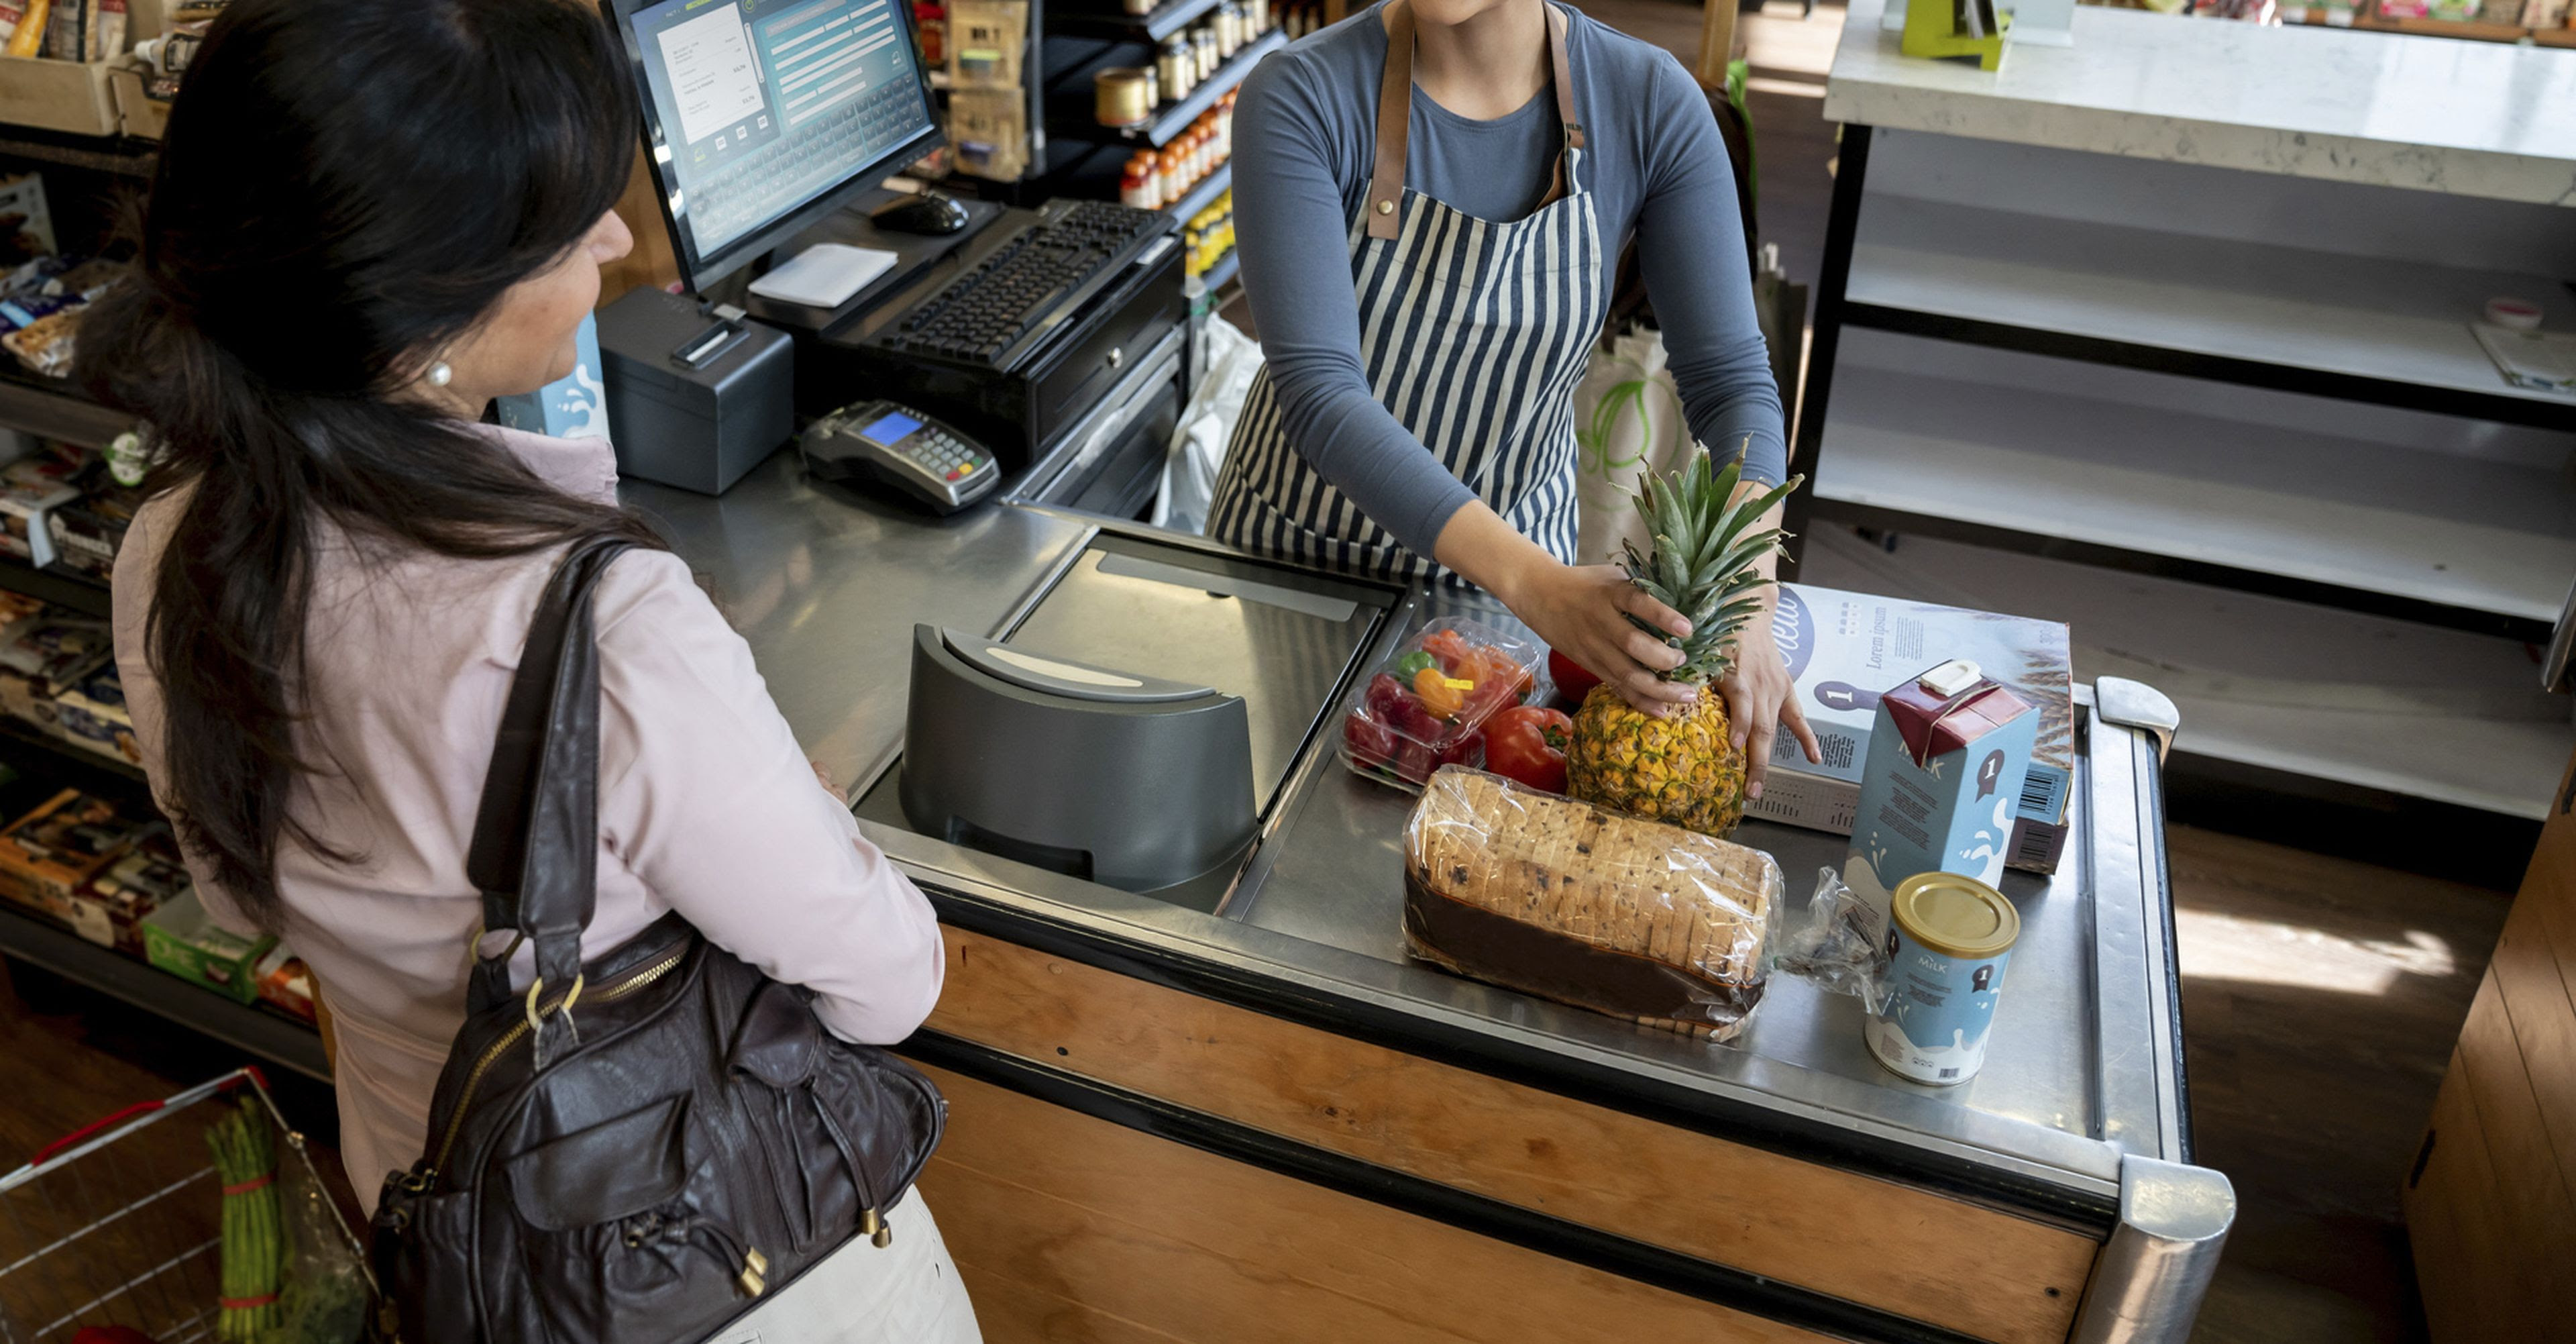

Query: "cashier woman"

xmin=1215 ymin=0 xmax=1822 ymax=790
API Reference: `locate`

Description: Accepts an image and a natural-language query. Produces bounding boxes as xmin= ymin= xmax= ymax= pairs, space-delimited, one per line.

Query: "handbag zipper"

xmin=410 ymin=944 xmax=689 ymax=1188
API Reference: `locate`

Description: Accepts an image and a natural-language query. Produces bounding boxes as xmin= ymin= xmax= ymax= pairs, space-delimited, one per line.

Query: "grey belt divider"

xmin=1094 ymin=551 xmax=1361 ymax=624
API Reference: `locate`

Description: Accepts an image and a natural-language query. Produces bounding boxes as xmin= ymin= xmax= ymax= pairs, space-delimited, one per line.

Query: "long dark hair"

xmin=76 ymin=0 xmax=664 ymax=930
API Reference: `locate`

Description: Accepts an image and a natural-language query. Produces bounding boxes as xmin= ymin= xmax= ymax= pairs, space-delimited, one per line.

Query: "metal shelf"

xmin=1165 ymin=160 xmax=1232 ymax=223
xmin=1051 ymin=0 xmax=1226 ymax=42
xmin=0 ymin=558 xmax=113 ymax=619
xmin=0 ymin=716 xmax=151 ymax=793
xmin=0 ymin=903 xmax=329 ymax=1082
xmin=1809 ymin=331 xmax=2573 ymax=641
xmin=1842 ymin=193 xmax=2576 ymax=432
xmin=0 ymin=372 xmax=129 ymax=451
xmin=0 ymin=127 xmax=158 ymax=178
xmin=1199 ymin=247 xmax=1238 ymax=295
xmin=1119 ymin=30 xmax=1280 ymax=147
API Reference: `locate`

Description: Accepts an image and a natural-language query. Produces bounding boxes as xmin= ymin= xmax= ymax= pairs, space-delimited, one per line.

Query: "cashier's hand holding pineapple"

xmin=1456 ymin=458 xmax=1821 ymax=833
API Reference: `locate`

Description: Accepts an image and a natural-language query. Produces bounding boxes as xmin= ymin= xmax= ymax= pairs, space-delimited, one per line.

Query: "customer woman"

xmin=80 ymin=0 xmax=976 ymax=1334
xmin=1214 ymin=0 xmax=1820 ymax=788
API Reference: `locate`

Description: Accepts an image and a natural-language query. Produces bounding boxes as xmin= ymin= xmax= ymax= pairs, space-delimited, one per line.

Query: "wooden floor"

xmin=0 ymin=822 xmax=2506 ymax=1341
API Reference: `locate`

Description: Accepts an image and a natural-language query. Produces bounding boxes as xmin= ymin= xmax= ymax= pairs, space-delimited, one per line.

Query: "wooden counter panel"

xmin=2508 ymin=861 xmax=2576 ymax=1172
xmin=915 ymin=1066 xmax=1832 ymax=1344
xmin=928 ymin=927 xmax=2096 ymax=1344
xmin=2402 ymin=1051 xmax=2554 ymax=1343
xmin=2447 ymin=968 xmax=2576 ymax=1324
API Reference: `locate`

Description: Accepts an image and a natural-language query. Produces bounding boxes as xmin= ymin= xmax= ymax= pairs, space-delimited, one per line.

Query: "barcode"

xmin=2013 ymin=826 xmax=2053 ymax=866
xmin=2017 ymin=766 xmax=2068 ymax=820
xmin=2010 ymin=818 xmax=2068 ymax=872
xmin=1939 ymin=1067 xmax=1960 ymax=1079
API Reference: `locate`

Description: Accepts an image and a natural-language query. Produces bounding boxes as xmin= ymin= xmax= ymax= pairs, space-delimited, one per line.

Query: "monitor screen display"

xmin=614 ymin=0 xmax=939 ymax=285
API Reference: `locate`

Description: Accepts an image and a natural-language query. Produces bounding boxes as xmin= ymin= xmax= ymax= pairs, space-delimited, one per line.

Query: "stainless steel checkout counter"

xmin=625 ymin=456 xmax=2235 ymax=1344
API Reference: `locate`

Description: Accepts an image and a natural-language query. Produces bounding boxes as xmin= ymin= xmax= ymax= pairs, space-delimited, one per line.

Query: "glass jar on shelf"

xmin=1159 ymin=34 xmax=1195 ymax=104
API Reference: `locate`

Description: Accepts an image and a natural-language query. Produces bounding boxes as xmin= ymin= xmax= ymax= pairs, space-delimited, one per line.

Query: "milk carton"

xmin=1843 ymin=661 xmax=2037 ymax=945
xmin=1751 ymin=583 xmax=2074 ymax=872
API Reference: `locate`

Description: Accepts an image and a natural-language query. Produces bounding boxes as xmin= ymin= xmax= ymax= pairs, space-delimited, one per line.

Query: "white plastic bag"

xmin=1156 ymin=313 xmax=1263 ymax=534
xmin=1572 ymin=324 xmax=1699 ymax=565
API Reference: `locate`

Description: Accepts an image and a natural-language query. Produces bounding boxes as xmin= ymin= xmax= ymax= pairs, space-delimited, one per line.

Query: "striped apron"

xmin=1208 ymin=0 xmax=1605 ymax=585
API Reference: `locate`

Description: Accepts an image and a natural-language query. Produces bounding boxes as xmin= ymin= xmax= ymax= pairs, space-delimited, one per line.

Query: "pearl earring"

xmin=427 ymin=361 xmax=453 ymax=388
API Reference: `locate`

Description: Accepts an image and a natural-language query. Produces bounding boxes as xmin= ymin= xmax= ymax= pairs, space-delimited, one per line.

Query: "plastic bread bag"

xmin=1401 ymin=766 xmax=1782 ymax=1042
xmin=1771 ymin=866 xmax=1889 ymax=1010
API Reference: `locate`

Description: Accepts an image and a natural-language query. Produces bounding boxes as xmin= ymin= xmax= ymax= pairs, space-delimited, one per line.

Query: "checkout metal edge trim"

xmin=900 ymin=1029 xmax=2002 ymax=1344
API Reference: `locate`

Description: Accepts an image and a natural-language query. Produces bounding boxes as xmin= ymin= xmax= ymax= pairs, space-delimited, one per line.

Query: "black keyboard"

xmin=871 ymin=199 xmax=1170 ymax=371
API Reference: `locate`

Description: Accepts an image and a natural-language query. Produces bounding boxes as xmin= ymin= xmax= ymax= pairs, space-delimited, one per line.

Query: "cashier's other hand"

xmin=1721 ymin=611 xmax=1822 ymax=800
xmin=1509 ymin=563 xmax=1696 ymax=714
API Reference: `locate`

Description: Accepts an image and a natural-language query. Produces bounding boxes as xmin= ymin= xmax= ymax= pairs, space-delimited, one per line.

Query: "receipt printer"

xmin=598 ymin=286 xmax=794 ymax=495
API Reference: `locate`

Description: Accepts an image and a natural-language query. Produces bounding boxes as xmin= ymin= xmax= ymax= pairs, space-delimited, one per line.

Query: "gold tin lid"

xmin=1891 ymin=872 xmax=2019 ymax=960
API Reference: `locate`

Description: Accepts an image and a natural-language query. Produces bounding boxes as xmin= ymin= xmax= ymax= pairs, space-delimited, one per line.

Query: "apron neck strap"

xmin=1366 ymin=0 xmax=1584 ymax=242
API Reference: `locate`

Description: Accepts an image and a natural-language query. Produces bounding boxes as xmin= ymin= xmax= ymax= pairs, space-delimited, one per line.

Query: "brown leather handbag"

xmin=370 ymin=537 xmax=945 ymax=1343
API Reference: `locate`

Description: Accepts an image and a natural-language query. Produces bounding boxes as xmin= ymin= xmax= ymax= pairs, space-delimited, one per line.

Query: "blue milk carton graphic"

xmin=1841 ymin=660 xmax=2038 ymax=947
xmin=495 ymin=313 xmax=612 ymax=444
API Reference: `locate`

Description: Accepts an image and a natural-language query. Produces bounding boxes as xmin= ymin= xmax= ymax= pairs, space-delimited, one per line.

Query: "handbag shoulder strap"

xmin=465 ymin=533 xmax=635 ymax=1015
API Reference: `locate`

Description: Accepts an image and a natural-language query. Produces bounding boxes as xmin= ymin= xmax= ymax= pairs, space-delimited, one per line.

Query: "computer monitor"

xmin=602 ymin=0 xmax=945 ymax=292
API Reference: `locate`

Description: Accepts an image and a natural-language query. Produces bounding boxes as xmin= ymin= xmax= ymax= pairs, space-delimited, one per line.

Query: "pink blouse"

xmin=111 ymin=425 xmax=945 ymax=1210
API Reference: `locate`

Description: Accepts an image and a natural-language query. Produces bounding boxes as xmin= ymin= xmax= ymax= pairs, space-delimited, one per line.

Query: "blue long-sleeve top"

xmin=1230 ymin=1 xmax=1788 ymax=558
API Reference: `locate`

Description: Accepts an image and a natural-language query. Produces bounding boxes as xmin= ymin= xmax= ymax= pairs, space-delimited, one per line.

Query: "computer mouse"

xmin=871 ymin=193 xmax=971 ymax=236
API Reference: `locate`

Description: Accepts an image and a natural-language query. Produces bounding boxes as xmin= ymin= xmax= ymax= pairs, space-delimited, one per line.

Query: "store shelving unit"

xmin=0 ymin=126 xmax=156 ymax=178
xmin=1199 ymin=247 xmax=1238 ymax=295
xmin=0 ymin=903 xmax=329 ymax=1080
xmin=1807 ymin=0 xmax=2576 ymax=820
xmin=1165 ymin=160 xmax=1232 ymax=223
xmin=1113 ymin=30 xmax=1281 ymax=146
xmin=1818 ymin=330 xmax=2576 ymax=633
xmin=1050 ymin=0 xmax=1227 ymax=43
xmin=2286 ymin=6 xmax=2576 ymax=44
xmin=1840 ymin=193 xmax=2576 ymax=434
xmin=1798 ymin=127 xmax=2576 ymax=648
xmin=0 ymin=716 xmax=143 ymax=790
xmin=0 ymin=370 xmax=129 ymax=452
xmin=0 ymin=556 xmax=115 ymax=619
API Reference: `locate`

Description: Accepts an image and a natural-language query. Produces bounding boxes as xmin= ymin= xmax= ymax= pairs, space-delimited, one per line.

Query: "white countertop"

xmin=1825 ymin=0 xmax=2576 ymax=205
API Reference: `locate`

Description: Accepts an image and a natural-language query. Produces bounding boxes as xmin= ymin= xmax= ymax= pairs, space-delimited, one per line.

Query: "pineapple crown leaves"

xmin=1614 ymin=448 xmax=1803 ymax=685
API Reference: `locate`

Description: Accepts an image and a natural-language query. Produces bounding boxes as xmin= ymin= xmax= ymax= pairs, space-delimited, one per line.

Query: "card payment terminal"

xmin=800 ymin=400 xmax=1002 ymax=513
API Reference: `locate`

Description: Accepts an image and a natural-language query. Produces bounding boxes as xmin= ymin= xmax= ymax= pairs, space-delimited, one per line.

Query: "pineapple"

xmin=1565 ymin=454 xmax=1801 ymax=839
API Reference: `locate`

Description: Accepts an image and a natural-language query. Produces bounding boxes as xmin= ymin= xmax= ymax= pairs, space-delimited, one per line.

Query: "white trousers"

xmin=706 ymin=1189 xmax=981 ymax=1343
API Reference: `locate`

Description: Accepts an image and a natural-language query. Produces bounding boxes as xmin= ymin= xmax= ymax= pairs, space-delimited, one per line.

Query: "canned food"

xmin=1865 ymin=872 xmax=2019 ymax=1086
xmin=1094 ymin=67 xmax=1153 ymax=127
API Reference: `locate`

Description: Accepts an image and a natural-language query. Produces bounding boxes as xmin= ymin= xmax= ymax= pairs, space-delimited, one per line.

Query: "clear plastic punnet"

xmin=1339 ymin=617 xmax=1543 ymax=791
xmin=1400 ymin=766 xmax=1782 ymax=1041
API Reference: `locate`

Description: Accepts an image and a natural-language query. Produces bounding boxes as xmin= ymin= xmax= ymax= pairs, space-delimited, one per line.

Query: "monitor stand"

xmin=728 ymin=187 xmax=1006 ymax=338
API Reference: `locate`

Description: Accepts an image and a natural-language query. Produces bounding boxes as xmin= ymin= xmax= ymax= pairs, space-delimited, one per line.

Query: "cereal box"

xmin=144 ymin=890 xmax=275 ymax=1004
xmin=68 ymin=829 xmax=186 ymax=954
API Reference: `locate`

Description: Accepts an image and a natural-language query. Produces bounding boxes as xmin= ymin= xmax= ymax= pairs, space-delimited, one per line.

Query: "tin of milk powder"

xmin=1865 ymin=872 xmax=2020 ymax=1086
